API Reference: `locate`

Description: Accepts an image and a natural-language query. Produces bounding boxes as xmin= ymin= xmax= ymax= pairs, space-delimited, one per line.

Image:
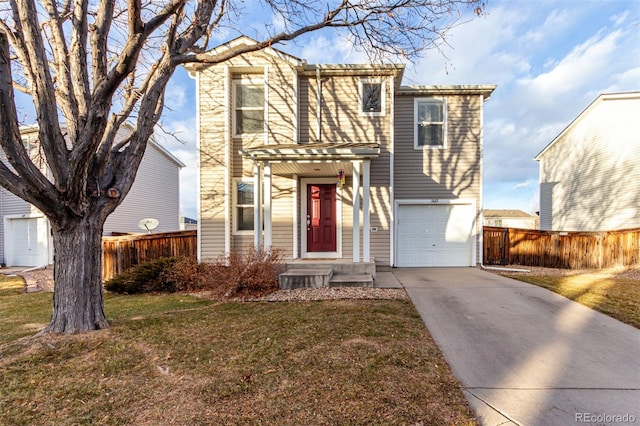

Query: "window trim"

xmin=413 ymin=97 xmax=447 ymax=150
xmin=232 ymin=178 xmax=256 ymax=234
xmin=232 ymin=78 xmax=265 ymax=137
xmin=359 ymin=78 xmax=385 ymax=117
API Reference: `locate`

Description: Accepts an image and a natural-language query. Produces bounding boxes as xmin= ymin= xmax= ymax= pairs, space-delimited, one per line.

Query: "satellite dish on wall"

xmin=138 ymin=218 xmax=159 ymax=233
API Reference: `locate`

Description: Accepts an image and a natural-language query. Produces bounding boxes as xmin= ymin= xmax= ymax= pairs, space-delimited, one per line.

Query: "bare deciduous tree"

xmin=0 ymin=0 xmax=484 ymax=334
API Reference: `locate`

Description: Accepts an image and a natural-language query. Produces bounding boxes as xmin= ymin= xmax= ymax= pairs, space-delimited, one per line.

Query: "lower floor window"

xmin=236 ymin=181 xmax=254 ymax=231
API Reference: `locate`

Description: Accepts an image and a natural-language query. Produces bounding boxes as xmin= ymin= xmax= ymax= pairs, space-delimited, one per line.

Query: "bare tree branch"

xmin=41 ymin=0 xmax=79 ymax=138
xmin=9 ymin=0 xmax=69 ymax=188
xmin=0 ymin=31 xmax=58 ymax=216
xmin=69 ymin=0 xmax=91 ymax=134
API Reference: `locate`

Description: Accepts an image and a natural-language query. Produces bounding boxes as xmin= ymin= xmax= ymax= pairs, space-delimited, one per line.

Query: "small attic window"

xmin=360 ymin=79 xmax=384 ymax=116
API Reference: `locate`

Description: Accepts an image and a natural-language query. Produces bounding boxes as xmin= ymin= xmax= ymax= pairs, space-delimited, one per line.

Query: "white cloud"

xmin=611 ymin=10 xmax=630 ymax=26
xmin=517 ymin=29 xmax=623 ymax=99
xmin=296 ymin=33 xmax=368 ymax=64
xmin=514 ymin=180 xmax=536 ymax=190
xmin=164 ymin=82 xmax=187 ymax=111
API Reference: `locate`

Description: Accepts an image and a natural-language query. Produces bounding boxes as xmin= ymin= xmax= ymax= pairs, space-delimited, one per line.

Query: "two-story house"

xmin=188 ymin=36 xmax=495 ymax=275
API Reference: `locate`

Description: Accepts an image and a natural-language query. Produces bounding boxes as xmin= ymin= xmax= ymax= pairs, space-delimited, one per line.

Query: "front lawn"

xmin=501 ymin=268 xmax=640 ymax=329
xmin=0 ymin=275 xmax=476 ymax=425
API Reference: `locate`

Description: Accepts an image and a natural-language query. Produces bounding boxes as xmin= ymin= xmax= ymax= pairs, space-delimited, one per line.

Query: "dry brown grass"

xmin=499 ymin=266 xmax=640 ymax=329
xmin=0 ymin=281 xmax=477 ymax=425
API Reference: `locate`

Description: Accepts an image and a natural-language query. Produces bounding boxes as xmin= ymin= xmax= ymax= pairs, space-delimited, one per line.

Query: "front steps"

xmin=279 ymin=268 xmax=334 ymax=289
xmin=278 ymin=261 xmax=375 ymax=289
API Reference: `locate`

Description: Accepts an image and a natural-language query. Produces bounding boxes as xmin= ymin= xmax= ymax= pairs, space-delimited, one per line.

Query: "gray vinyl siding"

xmin=0 ymin=187 xmax=34 ymax=265
xmin=538 ymin=95 xmax=640 ymax=231
xmin=369 ymin=143 xmax=392 ymax=266
xmin=394 ymin=94 xmax=483 ymax=263
xmin=1 ymin=128 xmax=182 ymax=264
xmin=104 ymin=141 xmax=182 ymax=235
xmin=1 ymin=138 xmax=46 ymax=265
xmin=539 ymin=182 xmax=554 ymax=230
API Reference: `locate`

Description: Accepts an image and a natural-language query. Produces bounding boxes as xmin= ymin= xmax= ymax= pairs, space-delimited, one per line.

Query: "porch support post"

xmin=253 ymin=162 xmax=262 ymax=247
xmin=263 ymin=161 xmax=272 ymax=248
xmin=362 ymin=160 xmax=371 ymax=262
xmin=352 ymin=160 xmax=361 ymax=262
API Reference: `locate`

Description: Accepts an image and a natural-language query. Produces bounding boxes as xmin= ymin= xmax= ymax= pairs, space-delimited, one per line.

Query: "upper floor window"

xmin=233 ymin=79 xmax=264 ymax=136
xmin=360 ymin=79 xmax=384 ymax=116
xmin=414 ymin=98 xmax=447 ymax=149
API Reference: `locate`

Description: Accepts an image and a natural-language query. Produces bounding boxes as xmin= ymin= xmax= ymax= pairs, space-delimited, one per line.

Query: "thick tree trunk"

xmin=42 ymin=216 xmax=109 ymax=334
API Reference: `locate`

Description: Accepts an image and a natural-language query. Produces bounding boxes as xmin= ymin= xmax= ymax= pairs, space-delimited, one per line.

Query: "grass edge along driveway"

xmin=498 ymin=267 xmax=639 ymax=329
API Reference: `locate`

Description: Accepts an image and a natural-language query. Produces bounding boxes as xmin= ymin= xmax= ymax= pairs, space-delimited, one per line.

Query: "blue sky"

xmin=154 ymin=0 xmax=640 ymax=220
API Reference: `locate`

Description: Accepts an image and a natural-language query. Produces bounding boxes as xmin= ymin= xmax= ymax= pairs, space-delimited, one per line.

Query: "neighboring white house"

xmin=0 ymin=125 xmax=185 ymax=267
xmin=483 ymin=209 xmax=539 ymax=229
xmin=535 ymin=92 xmax=640 ymax=232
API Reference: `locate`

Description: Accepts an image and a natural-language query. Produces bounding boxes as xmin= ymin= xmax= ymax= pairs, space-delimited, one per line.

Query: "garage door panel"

xmin=397 ymin=203 xmax=473 ymax=267
xmin=6 ymin=217 xmax=49 ymax=266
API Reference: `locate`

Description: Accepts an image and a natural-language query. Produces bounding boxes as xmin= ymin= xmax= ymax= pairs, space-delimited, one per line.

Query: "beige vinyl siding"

xmin=394 ymin=94 xmax=483 ymax=263
xmin=104 ymin=141 xmax=181 ymax=235
xmin=198 ymin=49 xmax=402 ymax=262
xmin=270 ymin=175 xmax=294 ymax=257
xmin=341 ymin=180 xmax=354 ymax=259
xmin=299 ymin=76 xmax=391 ymax=145
xmin=200 ymin=51 xmax=298 ymax=259
xmin=226 ymin=53 xmax=296 ymax=147
xmin=538 ymin=95 xmax=640 ymax=231
xmin=298 ymin=79 xmax=313 ymax=142
xmin=266 ymin=62 xmax=296 ymax=145
xmin=199 ymin=65 xmax=230 ymax=260
xmin=296 ymin=74 xmax=393 ymax=263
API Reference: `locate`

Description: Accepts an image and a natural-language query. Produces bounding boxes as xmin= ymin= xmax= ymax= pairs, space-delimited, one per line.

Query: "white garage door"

xmin=397 ymin=203 xmax=474 ymax=267
xmin=6 ymin=217 xmax=49 ymax=266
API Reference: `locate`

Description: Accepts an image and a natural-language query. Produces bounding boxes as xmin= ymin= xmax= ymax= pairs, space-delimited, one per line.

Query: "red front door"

xmin=307 ymin=184 xmax=337 ymax=252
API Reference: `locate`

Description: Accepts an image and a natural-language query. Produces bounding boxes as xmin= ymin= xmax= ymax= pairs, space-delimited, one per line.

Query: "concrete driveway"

xmin=395 ymin=267 xmax=640 ymax=426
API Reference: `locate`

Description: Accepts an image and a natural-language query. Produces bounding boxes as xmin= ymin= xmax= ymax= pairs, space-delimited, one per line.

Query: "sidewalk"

xmin=396 ymin=267 xmax=640 ymax=425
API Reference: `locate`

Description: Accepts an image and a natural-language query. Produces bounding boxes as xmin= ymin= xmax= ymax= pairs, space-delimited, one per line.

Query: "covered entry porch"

xmin=241 ymin=143 xmax=379 ymax=287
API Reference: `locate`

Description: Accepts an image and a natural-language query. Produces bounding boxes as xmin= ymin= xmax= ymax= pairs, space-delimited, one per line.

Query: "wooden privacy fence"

xmin=483 ymin=226 xmax=640 ymax=269
xmin=102 ymin=230 xmax=197 ymax=281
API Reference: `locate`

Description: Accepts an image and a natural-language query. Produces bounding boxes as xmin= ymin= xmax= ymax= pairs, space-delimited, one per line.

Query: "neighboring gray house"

xmin=483 ymin=209 xmax=539 ymax=230
xmin=535 ymin=92 xmax=640 ymax=232
xmin=1 ymin=124 xmax=185 ymax=267
xmin=188 ymin=36 xmax=495 ymax=268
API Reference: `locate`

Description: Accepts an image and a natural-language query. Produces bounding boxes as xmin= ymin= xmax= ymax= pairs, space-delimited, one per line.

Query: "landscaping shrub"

xmin=210 ymin=246 xmax=285 ymax=297
xmin=104 ymin=257 xmax=181 ymax=294
xmin=106 ymin=247 xmax=285 ymax=298
xmin=165 ymin=246 xmax=285 ymax=298
xmin=163 ymin=257 xmax=204 ymax=292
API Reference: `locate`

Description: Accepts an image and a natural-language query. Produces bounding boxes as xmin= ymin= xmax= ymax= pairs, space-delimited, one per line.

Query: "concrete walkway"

xmin=395 ymin=267 xmax=640 ymax=426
